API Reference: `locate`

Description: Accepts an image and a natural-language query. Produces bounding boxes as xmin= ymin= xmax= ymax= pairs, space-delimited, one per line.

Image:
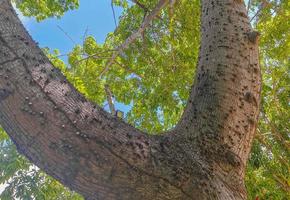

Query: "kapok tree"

xmin=0 ymin=0 xmax=261 ymax=199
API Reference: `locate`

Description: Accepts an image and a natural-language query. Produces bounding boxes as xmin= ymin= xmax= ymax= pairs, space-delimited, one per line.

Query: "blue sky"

xmin=17 ymin=0 xmax=132 ymax=114
xmin=18 ymin=0 xmax=250 ymax=54
xmin=19 ymin=0 xmax=122 ymax=56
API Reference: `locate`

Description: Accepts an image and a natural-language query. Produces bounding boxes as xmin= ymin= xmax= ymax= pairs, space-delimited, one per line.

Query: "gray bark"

xmin=0 ymin=0 xmax=261 ymax=199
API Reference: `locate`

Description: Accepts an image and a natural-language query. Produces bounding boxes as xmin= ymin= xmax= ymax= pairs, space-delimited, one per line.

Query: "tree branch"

xmin=0 ymin=1 xmax=192 ymax=199
xmin=104 ymin=84 xmax=116 ymax=114
xmin=111 ymin=0 xmax=117 ymax=28
xmin=250 ymin=0 xmax=271 ymax=23
xmin=131 ymin=0 xmax=148 ymax=12
xmin=99 ymin=0 xmax=169 ymax=78
xmin=131 ymin=0 xmax=163 ymax=20
xmin=256 ymin=130 xmax=289 ymax=168
xmin=256 ymin=130 xmax=290 ymax=193
xmin=169 ymin=0 xmax=176 ymax=17
xmin=57 ymin=25 xmax=76 ymax=45
xmin=247 ymin=0 xmax=251 ymax=15
xmin=261 ymin=112 xmax=290 ymax=150
xmin=272 ymin=174 xmax=290 ymax=193
xmin=176 ymin=0 xmax=262 ymax=176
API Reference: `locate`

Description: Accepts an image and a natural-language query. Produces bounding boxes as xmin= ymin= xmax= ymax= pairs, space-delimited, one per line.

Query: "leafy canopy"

xmin=13 ymin=0 xmax=79 ymax=21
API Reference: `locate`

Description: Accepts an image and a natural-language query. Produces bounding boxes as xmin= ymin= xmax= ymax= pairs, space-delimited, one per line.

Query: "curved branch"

xmin=99 ymin=0 xmax=169 ymax=78
xmin=175 ymin=0 xmax=262 ymax=186
xmin=0 ymin=0 xmax=262 ymax=199
xmin=0 ymin=1 xmax=191 ymax=199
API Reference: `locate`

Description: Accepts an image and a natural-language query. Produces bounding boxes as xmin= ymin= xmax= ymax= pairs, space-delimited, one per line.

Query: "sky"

xmin=16 ymin=0 xmax=132 ymax=114
xmin=18 ymin=0 xmax=251 ymax=53
xmin=19 ymin=0 xmax=123 ymax=56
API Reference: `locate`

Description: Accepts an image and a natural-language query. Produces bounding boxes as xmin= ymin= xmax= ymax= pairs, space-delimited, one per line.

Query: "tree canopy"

xmin=0 ymin=0 xmax=289 ymax=199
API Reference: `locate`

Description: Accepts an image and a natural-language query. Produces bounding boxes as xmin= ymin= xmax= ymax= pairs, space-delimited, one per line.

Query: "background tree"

xmin=0 ymin=0 xmax=289 ymax=199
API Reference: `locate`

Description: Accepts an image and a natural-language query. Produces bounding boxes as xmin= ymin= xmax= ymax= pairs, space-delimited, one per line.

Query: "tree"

xmin=0 ymin=0 xmax=289 ymax=199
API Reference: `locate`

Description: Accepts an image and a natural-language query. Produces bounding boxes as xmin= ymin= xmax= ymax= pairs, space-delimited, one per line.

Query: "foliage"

xmin=0 ymin=128 xmax=83 ymax=199
xmin=0 ymin=0 xmax=289 ymax=199
xmin=12 ymin=0 xmax=79 ymax=21
xmin=245 ymin=0 xmax=290 ymax=199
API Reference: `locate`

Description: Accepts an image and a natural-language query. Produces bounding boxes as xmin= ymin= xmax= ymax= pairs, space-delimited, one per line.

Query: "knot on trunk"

xmin=0 ymin=88 xmax=12 ymax=101
xmin=247 ymin=31 xmax=261 ymax=44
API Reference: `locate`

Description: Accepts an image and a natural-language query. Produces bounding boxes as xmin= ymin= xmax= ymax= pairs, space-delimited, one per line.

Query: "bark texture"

xmin=0 ymin=0 xmax=261 ymax=199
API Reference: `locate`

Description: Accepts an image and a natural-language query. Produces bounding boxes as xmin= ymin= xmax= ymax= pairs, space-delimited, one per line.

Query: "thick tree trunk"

xmin=0 ymin=0 xmax=261 ymax=199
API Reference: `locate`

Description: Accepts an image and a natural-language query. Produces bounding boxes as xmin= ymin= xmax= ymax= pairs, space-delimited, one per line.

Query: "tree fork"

xmin=0 ymin=0 xmax=261 ymax=199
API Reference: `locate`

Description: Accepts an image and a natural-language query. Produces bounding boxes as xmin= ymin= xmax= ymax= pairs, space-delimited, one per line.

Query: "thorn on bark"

xmin=247 ymin=117 xmax=255 ymax=125
xmin=115 ymin=110 xmax=124 ymax=118
xmin=244 ymin=92 xmax=258 ymax=107
xmin=0 ymin=88 xmax=12 ymax=101
xmin=247 ymin=31 xmax=260 ymax=44
xmin=225 ymin=151 xmax=241 ymax=167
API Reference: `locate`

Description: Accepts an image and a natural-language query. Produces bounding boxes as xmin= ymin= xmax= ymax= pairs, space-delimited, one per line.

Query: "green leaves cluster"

xmin=0 ymin=0 xmax=289 ymax=199
xmin=46 ymin=0 xmax=200 ymax=133
xmin=13 ymin=0 xmax=79 ymax=21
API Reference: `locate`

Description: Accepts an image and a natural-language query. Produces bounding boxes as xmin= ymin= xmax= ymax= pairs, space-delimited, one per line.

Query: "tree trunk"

xmin=0 ymin=0 xmax=261 ymax=199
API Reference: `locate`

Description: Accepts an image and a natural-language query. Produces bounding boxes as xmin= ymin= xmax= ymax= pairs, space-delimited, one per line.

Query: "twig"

xmin=272 ymin=174 xmax=290 ymax=193
xmin=82 ymin=26 xmax=89 ymax=46
xmin=49 ymin=53 xmax=69 ymax=59
xmin=131 ymin=0 xmax=162 ymax=20
xmin=169 ymin=0 xmax=176 ymax=17
xmin=131 ymin=0 xmax=148 ymax=12
xmin=247 ymin=0 xmax=251 ymax=15
xmin=74 ymin=55 xmax=111 ymax=65
xmin=250 ymin=1 xmax=271 ymax=23
xmin=73 ymin=49 xmax=116 ymax=65
xmin=104 ymin=84 xmax=116 ymax=114
xmin=256 ymin=129 xmax=289 ymax=168
xmin=256 ymin=131 xmax=290 ymax=193
xmin=111 ymin=0 xmax=118 ymax=28
xmin=262 ymin=112 xmax=290 ymax=150
xmin=113 ymin=60 xmax=144 ymax=79
xmin=99 ymin=0 xmax=169 ymax=78
xmin=57 ymin=25 xmax=76 ymax=45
